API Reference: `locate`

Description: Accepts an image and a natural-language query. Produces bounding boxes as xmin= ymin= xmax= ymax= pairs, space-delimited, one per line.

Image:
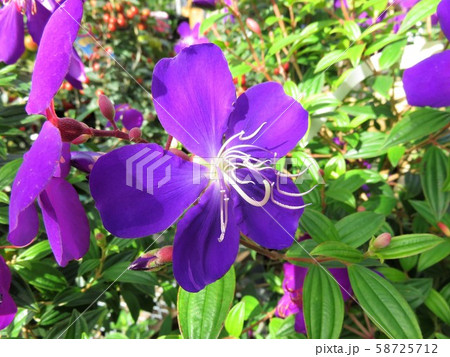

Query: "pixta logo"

xmin=125 ymin=148 xmax=172 ymax=195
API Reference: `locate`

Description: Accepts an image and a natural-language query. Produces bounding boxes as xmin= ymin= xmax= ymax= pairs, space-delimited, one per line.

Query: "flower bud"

xmin=246 ymin=18 xmax=261 ymax=36
xmin=438 ymin=222 xmax=450 ymax=237
xmin=71 ymin=134 xmax=92 ymax=145
xmin=129 ymin=127 xmax=142 ymax=141
xmin=373 ymin=233 xmax=391 ymax=249
xmin=129 ymin=245 xmax=173 ymax=271
xmin=57 ymin=118 xmax=91 ymax=142
xmin=98 ymin=94 xmax=115 ymax=123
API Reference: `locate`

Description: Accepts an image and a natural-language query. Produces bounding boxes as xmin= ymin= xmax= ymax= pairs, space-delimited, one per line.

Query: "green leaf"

xmin=300 ymin=209 xmax=340 ymax=243
xmin=425 ymin=289 xmax=450 ymax=325
xmin=373 ymin=75 xmax=394 ymax=99
xmin=14 ymin=261 xmax=67 ymax=292
xmin=348 ymin=265 xmax=422 ymax=339
xmin=382 ymin=109 xmax=450 ymax=149
xmin=303 ymin=266 xmax=344 ymax=338
xmin=0 ymin=158 xmax=23 ymax=190
xmin=398 ymin=0 xmax=440 ymax=34
xmin=225 ymin=301 xmax=246 ymax=338
xmin=373 ymin=234 xmax=444 ymax=259
xmin=409 ymin=200 xmax=438 ymax=227
xmin=315 ymin=50 xmax=345 ymax=73
xmin=311 ymin=241 xmax=364 ymax=263
xmin=379 ymin=40 xmax=406 ymax=69
xmin=62 ymin=310 xmax=89 ymax=339
xmin=241 ymin=295 xmax=261 ymax=320
xmin=421 ymin=147 xmax=450 ymax=220
xmin=102 ymin=262 xmax=157 ymax=286
xmin=178 ymin=267 xmax=235 ymax=339
xmin=199 ymin=12 xmax=228 ymax=33
xmin=387 ymin=146 xmax=405 ymax=167
xmin=345 ymin=132 xmax=387 ymax=159
xmin=285 ymin=239 xmax=318 ymax=262
xmin=17 ymin=241 xmax=52 ymax=261
xmin=336 ymin=212 xmax=385 ymax=248
xmin=417 ymin=240 xmax=450 ymax=272
xmin=394 ymin=278 xmax=433 ymax=309
xmin=343 ymin=21 xmax=361 ymax=41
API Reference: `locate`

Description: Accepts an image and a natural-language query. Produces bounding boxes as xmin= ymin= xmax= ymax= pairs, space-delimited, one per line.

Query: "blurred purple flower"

xmin=8 ymin=121 xmax=90 ymax=267
xmin=0 ymin=256 xmax=17 ymax=331
xmin=333 ymin=137 xmax=344 ymax=146
xmin=275 ymin=263 xmax=352 ymax=334
xmin=174 ymin=22 xmax=209 ymax=54
xmin=112 ymin=104 xmax=144 ymax=130
xmin=70 ymin=151 xmax=102 ymax=173
xmin=403 ymin=0 xmax=450 ymax=107
xmin=0 ymin=0 xmax=85 ymax=92
xmin=192 ymin=0 xmax=218 ymax=9
xmin=25 ymin=0 xmax=85 ymax=115
xmin=90 ymin=44 xmax=309 ymax=292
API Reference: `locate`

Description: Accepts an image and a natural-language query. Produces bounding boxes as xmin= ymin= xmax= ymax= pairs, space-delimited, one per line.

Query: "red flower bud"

xmin=129 ymin=245 xmax=173 ymax=271
xmin=373 ymin=233 xmax=391 ymax=249
xmin=246 ymin=18 xmax=261 ymax=36
xmin=57 ymin=118 xmax=91 ymax=142
xmin=129 ymin=127 xmax=142 ymax=141
xmin=98 ymin=94 xmax=115 ymax=123
xmin=438 ymin=222 xmax=450 ymax=237
xmin=156 ymin=245 xmax=173 ymax=264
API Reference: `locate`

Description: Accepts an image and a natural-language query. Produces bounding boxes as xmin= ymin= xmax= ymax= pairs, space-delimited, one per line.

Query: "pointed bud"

xmin=98 ymin=94 xmax=116 ymax=123
xmin=373 ymin=233 xmax=391 ymax=249
xmin=129 ymin=245 xmax=173 ymax=271
xmin=246 ymin=18 xmax=261 ymax=36
xmin=71 ymin=134 xmax=92 ymax=145
xmin=57 ymin=118 xmax=91 ymax=142
xmin=129 ymin=127 xmax=142 ymax=141
xmin=438 ymin=222 xmax=450 ymax=237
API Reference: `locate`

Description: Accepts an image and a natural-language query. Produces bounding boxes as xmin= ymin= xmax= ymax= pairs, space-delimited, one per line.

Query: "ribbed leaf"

xmin=373 ymin=234 xmax=444 ymax=260
xmin=300 ymin=209 xmax=340 ymax=243
xmin=421 ymin=147 xmax=450 ymax=220
xmin=311 ymin=241 xmax=364 ymax=263
xmin=178 ymin=267 xmax=235 ymax=339
xmin=336 ymin=212 xmax=384 ymax=247
xmin=303 ymin=265 xmax=344 ymax=338
xmin=348 ymin=265 xmax=422 ymax=339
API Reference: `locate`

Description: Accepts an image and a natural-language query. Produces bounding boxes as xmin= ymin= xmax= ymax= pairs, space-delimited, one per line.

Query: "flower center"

xmin=212 ymin=123 xmax=314 ymax=242
xmin=7 ymin=0 xmax=38 ymax=15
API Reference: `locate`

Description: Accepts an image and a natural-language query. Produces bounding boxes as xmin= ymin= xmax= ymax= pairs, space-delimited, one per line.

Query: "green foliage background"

xmin=0 ymin=0 xmax=449 ymax=339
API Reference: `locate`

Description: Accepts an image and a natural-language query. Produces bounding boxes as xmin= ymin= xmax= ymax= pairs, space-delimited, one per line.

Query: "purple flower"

xmin=333 ymin=0 xmax=348 ymax=9
xmin=25 ymin=0 xmax=85 ymax=115
xmin=174 ymin=22 xmax=209 ymax=54
xmin=0 ymin=0 xmax=85 ymax=91
xmin=8 ymin=121 xmax=90 ymax=267
xmin=192 ymin=0 xmax=218 ymax=9
xmin=70 ymin=151 xmax=102 ymax=173
xmin=0 ymin=256 xmax=17 ymax=331
xmin=403 ymin=0 xmax=450 ymax=107
xmin=275 ymin=263 xmax=352 ymax=334
xmin=90 ymin=44 xmax=309 ymax=292
xmin=113 ymin=104 xmax=144 ymax=130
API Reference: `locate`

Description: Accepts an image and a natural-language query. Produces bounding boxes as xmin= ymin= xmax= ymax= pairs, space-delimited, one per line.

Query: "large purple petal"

xmin=8 ymin=122 xmax=62 ymax=245
xmin=152 ymin=44 xmax=236 ymax=158
xmin=65 ymin=49 xmax=86 ymax=90
xmin=403 ymin=50 xmax=450 ymax=107
xmin=438 ymin=0 xmax=450 ymax=41
xmin=0 ymin=256 xmax=17 ymax=331
xmin=226 ymin=82 xmax=309 ymax=159
xmin=38 ymin=177 xmax=90 ymax=267
xmin=294 ymin=310 xmax=306 ymax=334
xmin=90 ymin=144 xmax=209 ymax=238
xmin=329 ymin=268 xmax=352 ymax=301
xmin=26 ymin=0 xmax=83 ymax=114
xmin=0 ymin=2 xmax=24 ymax=64
xmin=282 ymin=263 xmax=308 ymax=292
xmin=232 ymin=169 xmax=303 ymax=249
xmin=26 ymin=2 xmax=52 ymax=44
xmin=54 ymin=142 xmax=71 ymax=178
xmin=173 ymin=184 xmax=240 ymax=292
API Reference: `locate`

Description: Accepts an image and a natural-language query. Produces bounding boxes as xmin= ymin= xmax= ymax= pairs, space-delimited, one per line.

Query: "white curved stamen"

xmin=223 ymin=172 xmax=271 ymax=207
xmin=270 ymin=183 xmax=312 ymax=210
